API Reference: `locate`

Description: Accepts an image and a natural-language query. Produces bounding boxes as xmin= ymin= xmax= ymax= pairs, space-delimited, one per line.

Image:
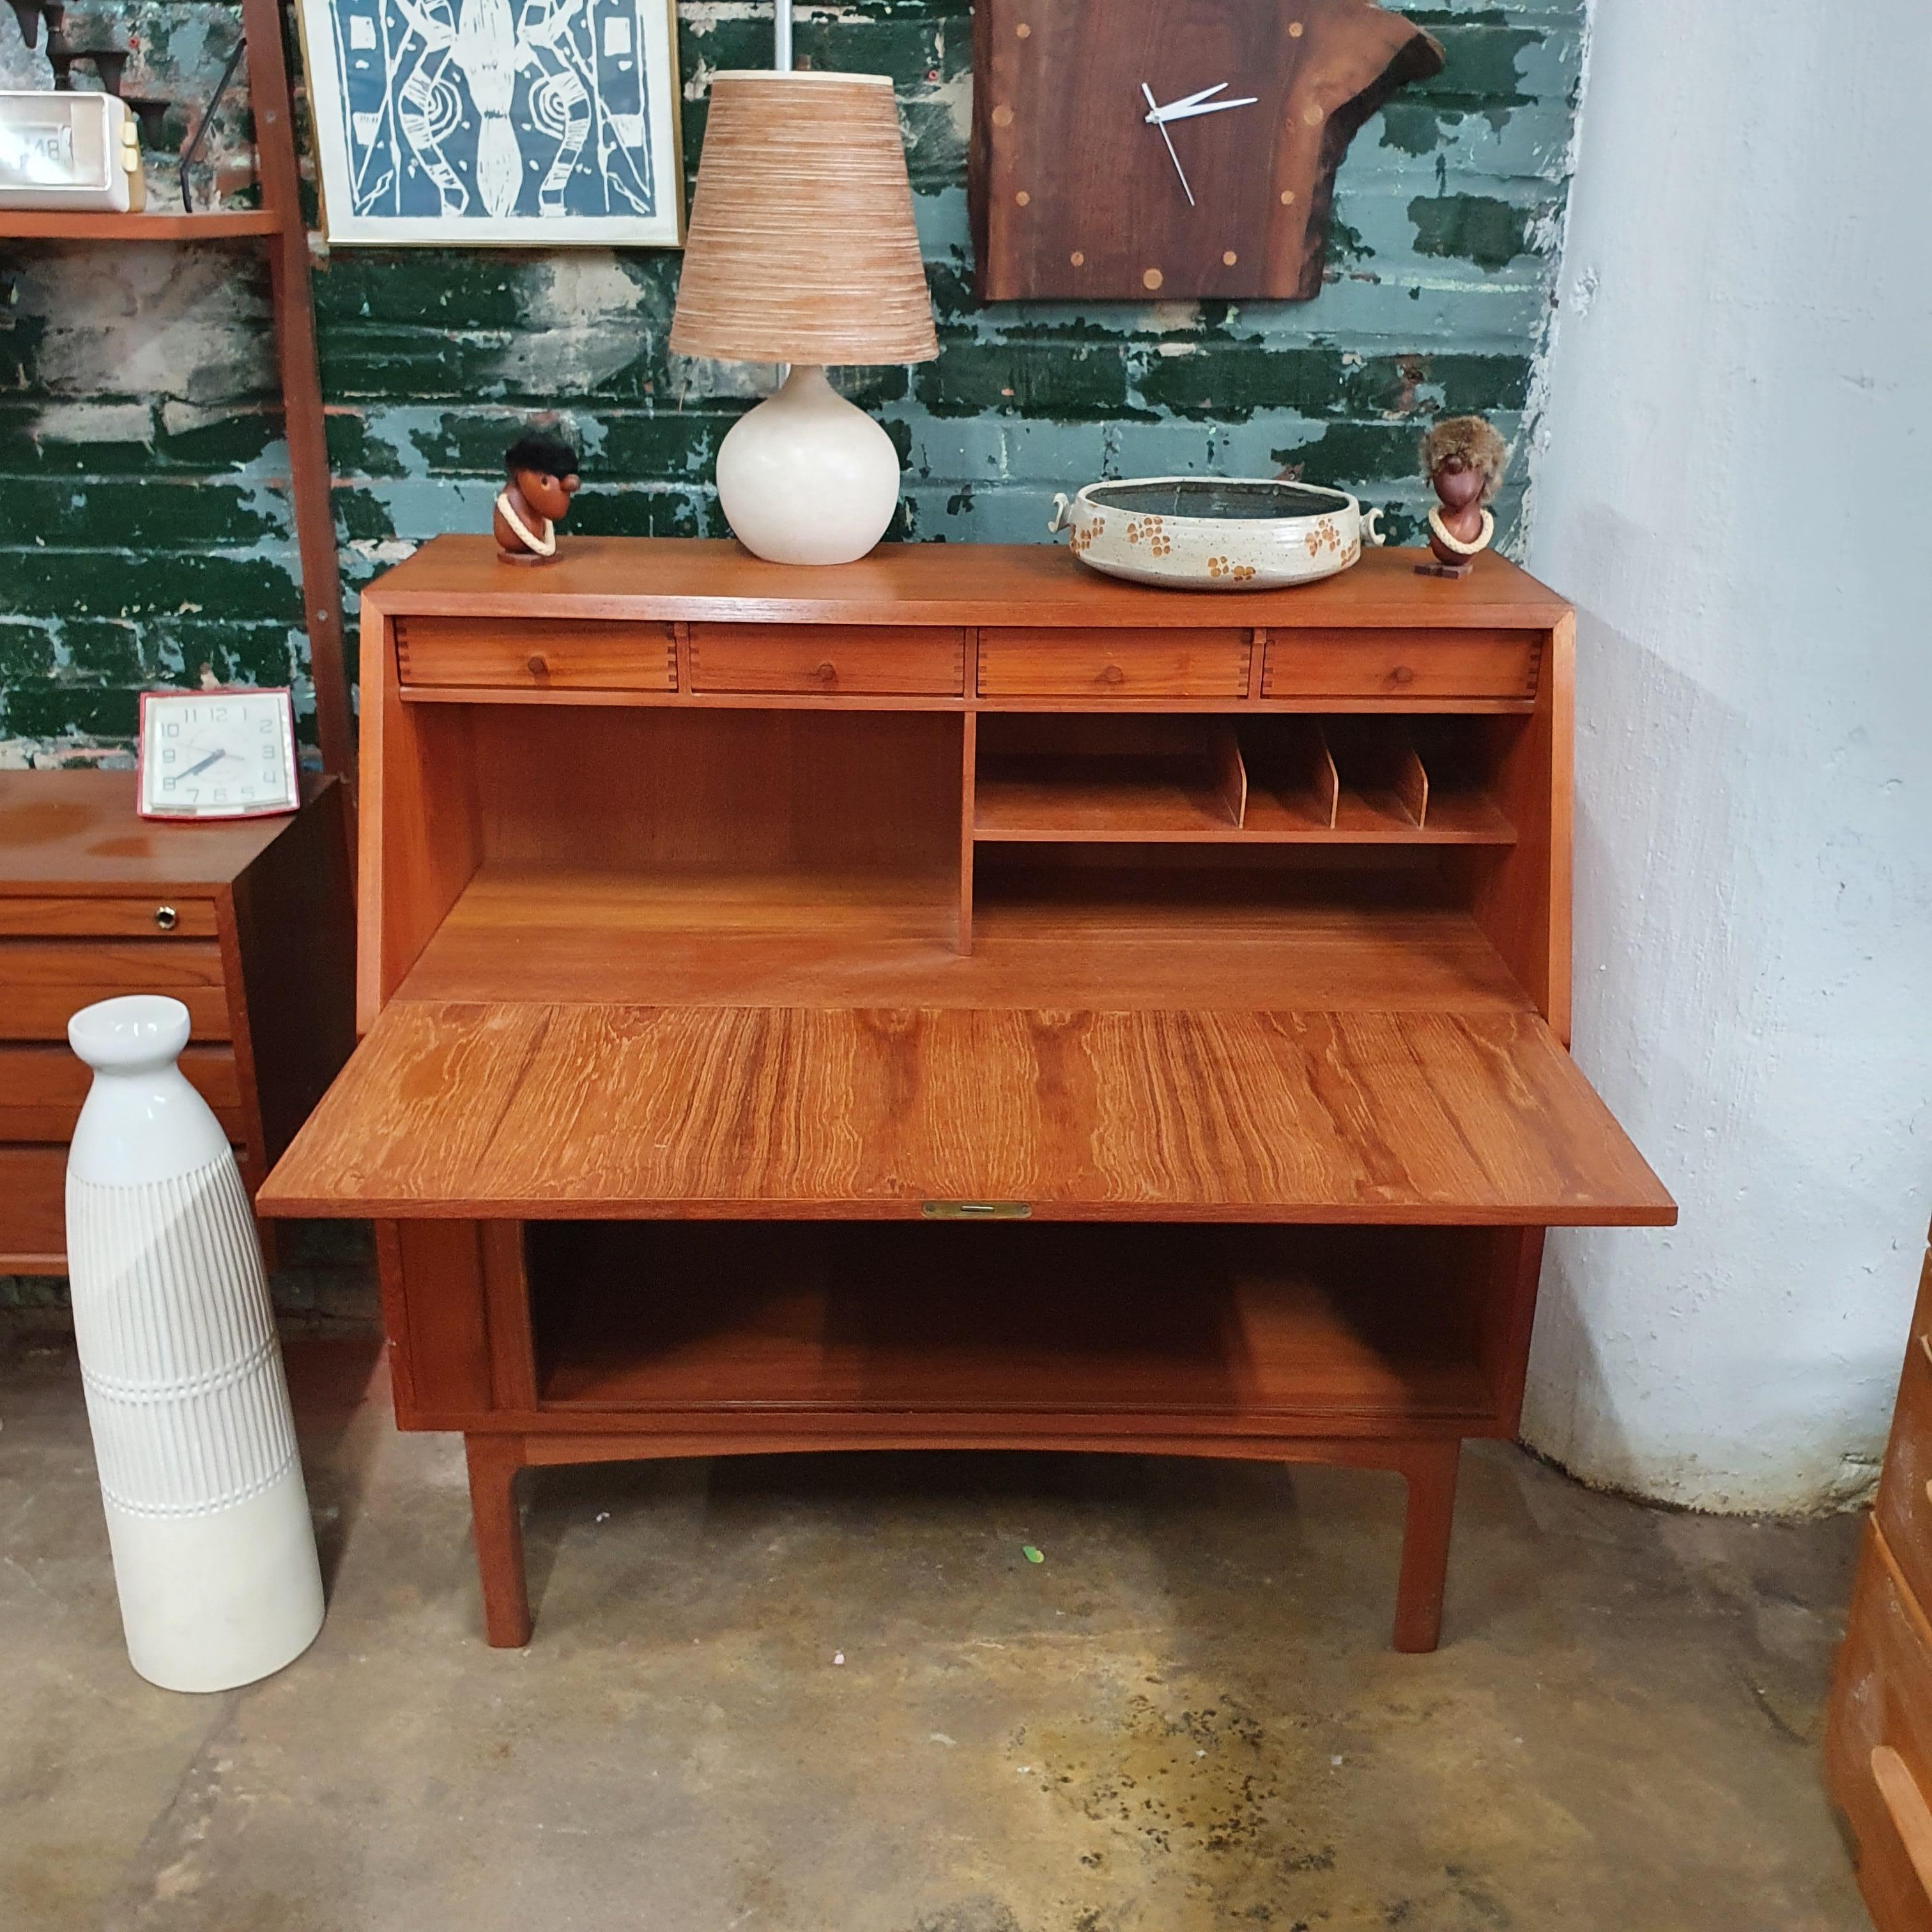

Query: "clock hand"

xmin=180 ymin=748 xmax=226 ymax=779
xmin=1141 ymin=80 xmax=1195 ymax=208
xmin=1151 ymin=81 xmax=1229 ymax=117
xmin=1147 ymin=92 xmax=1259 ymax=125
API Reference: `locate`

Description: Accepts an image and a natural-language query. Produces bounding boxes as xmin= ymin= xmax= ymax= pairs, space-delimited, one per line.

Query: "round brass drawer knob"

xmin=153 ymin=905 xmax=179 ymax=932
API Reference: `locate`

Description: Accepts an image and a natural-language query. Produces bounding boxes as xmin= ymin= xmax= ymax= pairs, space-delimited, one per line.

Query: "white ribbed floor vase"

xmin=66 ymin=995 xmax=325 ymax=1692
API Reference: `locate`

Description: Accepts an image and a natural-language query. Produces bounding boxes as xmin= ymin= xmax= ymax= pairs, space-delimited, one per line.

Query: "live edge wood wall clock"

xmin=970 ymin=0 xmax=1444 ymax=302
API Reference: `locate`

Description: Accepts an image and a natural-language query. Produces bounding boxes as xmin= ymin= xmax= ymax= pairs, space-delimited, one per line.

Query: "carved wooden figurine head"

xmin=1420 ymin=416 xmax=1508 ymax=511
xmin=505 ymin=433 xmax=582 ymax=525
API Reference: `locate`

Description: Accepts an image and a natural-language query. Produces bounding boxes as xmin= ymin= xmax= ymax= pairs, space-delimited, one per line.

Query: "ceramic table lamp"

xmin=65 ymin=995 xmax=324 ymax=1692
xmin=670 ymin=70 xmax=938 ymax=565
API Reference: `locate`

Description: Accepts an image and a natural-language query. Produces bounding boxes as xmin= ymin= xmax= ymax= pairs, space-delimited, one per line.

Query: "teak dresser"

xmin=0 ymin=770 xmax=354 ymax=1271
xmin=259 ymin=537 xmax=1675 ymax=1651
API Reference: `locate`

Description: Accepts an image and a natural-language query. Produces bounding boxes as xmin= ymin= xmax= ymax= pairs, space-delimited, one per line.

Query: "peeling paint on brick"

xmin=0 ymin=0 xmax=1584 ymax=756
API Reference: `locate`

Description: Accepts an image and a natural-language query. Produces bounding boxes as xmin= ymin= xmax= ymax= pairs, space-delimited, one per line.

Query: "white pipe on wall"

xmin=774 ymin=0 xmax=792 ymax=72
xmin=1522 ymin=0 xmax=1932 ymax=1511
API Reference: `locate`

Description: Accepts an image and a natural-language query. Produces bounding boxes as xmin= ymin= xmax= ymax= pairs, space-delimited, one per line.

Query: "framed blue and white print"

xmin=296 ymin=0 xmax=683 ymax=244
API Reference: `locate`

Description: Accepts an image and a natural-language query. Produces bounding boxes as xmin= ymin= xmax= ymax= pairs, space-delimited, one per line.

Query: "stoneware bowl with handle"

xmin=1048 ymin=477 xmax=1382 ymax=588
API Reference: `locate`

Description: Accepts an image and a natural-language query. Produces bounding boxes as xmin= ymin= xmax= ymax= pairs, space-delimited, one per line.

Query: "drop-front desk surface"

xmin=259 ymin=536 xmax=1673 ymax=1652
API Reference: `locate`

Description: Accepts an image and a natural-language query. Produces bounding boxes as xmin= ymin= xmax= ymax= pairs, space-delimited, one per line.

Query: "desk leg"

xmin=466 ymin=1434 xmax=532 ymax=1648
xmin=1392 ymin=1439 xmax=1460 ymax=1654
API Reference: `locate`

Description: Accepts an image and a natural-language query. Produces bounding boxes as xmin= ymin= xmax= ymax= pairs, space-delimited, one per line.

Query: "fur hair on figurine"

xmin=1416 ymin=415 xmax=1508 ymax=578
xmin=494 ymin=431 xmax=582 ymax=565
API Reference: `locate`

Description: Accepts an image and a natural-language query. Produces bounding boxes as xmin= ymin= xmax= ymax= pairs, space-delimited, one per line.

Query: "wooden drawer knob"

xmin=526 ymin=654 xmax=549 ymax=677
xmin=1391 ymin=665 xmax=1416 ymax=685
xmin=153 ymin=905 xmax=178 ymax=932
xmin=1100 ymin=664 xmax=1125 ymax=686
xmin=813 ymin=661 xmax=838 ymax=684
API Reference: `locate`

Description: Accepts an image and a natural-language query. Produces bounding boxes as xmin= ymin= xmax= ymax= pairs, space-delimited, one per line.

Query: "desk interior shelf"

xmin=530 ymin=1222 xmax=1498 ymax=1430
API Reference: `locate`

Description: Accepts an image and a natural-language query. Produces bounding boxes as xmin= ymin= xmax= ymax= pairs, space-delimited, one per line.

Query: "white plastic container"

xmin=0 ymin=92 xmax=146 ymax=213
xmin=65 ymin=995 xmax=323 ymax=1692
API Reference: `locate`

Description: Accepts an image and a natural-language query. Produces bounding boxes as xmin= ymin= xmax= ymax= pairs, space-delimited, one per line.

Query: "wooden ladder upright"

xmin=0 ymin=0 xmax=355 ymax=788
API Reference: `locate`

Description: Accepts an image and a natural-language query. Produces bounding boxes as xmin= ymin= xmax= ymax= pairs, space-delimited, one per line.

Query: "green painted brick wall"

xmin=0 ymin=0 xmax=1584 ymax=760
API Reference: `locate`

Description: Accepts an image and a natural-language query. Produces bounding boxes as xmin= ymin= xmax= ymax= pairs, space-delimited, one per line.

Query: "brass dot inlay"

xmin=1288 ymin=19 xmax=1303 ymax=34
xmin=1303 ymin=103 xmax=1324 ymax=125
xmin=1142 ymin=266 xmax=1163 ymax=291
xmin=1280 ymin=188 xmax=1296 ymax=204
xmin=1222 ymin=250 xmax=1238 ymax=266
xmin=1070 ymin=250 xmax=1085 ymax=266
xmin=1015 ymin=189 xmax=1030 ymax=206
xmin=992 ymin=103 xmax=1014 ymax=127
xmin=1015 ymin=20 xmax=1031 ymax=35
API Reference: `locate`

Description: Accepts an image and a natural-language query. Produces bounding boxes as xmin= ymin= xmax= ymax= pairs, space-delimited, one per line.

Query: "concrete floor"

xmin=0 ymin=1323 xmax=1868 ymax=1932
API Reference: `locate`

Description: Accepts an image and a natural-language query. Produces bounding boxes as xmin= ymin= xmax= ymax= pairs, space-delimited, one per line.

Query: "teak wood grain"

xmin=976 ymin=627 xmax=1251 ymax=698
xmin=688 ymin=624 xmax=968 ymax=695
xmin=362 ymin=537 xmax=1572 ymax=630
xmin=395 ymin=616 xmax=678 ymax=691
xmin=0 ymin=770 xmax=355 ymax=1269
xmin=528 ymin=1222 xmax=1494 ymax=1426
xmin=395 ymin=862 xmax=1537 ymax=1013
xmin=259 ymin=999 xmax=1671 ymax=1225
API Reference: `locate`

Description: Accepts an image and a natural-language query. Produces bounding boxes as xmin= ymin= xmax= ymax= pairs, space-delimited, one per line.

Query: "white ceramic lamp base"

xmin=715 ymin=364 xmax=901 ymax=565
xmin=66 ymin=995 xmax=324 ymax=1693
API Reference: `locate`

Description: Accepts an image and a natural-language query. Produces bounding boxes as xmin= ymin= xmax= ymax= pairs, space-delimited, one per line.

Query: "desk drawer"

xmin=1878 ymin=1255 xmax=1932 ymax=1614
xmin=689 ymin=625 xmax=966 ymax=696
xmin=395 ymin=617 xmax=678 ymax=692
xmin=0 ymin=940 xmax=230 ymax=1041
xmin=977 ymin=628 xmax=1250 ymax=698
xmin=0 ymin=1043 xmax=245 ymax=1140
xmin=0 ymin=1144 xmax=67 ymax=1267
xmin=1827 ymin=1532 xmax=1932 ymax=1922
xmin=0 ymin=895 xmax=218 ymax=939
xmin=1263 ymin=629 xmax=1542 ymax=700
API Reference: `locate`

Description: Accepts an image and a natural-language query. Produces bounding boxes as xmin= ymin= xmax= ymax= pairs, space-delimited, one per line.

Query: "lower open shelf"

xmin=527 ymin=1222 xmax=1500 ymax=1432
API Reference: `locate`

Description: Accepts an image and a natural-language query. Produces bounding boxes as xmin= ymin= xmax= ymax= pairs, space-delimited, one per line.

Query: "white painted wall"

xmin=1521 ymin=0 xmax=1932 ymax=1511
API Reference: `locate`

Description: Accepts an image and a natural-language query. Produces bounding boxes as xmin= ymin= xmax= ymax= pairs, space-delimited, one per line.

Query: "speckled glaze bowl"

xmin=1048 ymin=477 xmax=1382 ymax=589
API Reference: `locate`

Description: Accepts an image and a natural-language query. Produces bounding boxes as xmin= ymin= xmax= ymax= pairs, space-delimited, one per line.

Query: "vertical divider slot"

xmin=1327 ymin=718 xmax=1431 ymax=831
xmin=1239 ymin=717 xmax=1340 ymax=831
xmin=974 ymin=714 xmax=1250 ymax=838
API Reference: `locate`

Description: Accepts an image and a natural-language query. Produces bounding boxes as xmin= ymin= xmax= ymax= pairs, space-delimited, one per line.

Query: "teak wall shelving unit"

xmin=0 ymin=0 xmax=354 ymax=782
xmin=259 ymin=536 xmax=1675 ymax=1653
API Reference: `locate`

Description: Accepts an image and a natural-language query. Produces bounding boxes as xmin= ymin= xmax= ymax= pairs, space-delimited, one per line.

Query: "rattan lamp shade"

xmin=670 ymin=72 xmax=938 ymax=367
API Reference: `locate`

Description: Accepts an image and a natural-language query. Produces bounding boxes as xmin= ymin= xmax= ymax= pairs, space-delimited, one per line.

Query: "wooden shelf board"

xmin=974 ymin=756 xmax=1240 ymax=839
xmin=365 ymin=537 xmax=1574 ymax=631
xmin=531 ymin=1222 xmax=1496 ymax=1429
xmin=394 ymin=862 xmax=1533 ymax=1013
xmin=257 ymin=988 xmax=1676 ymax=1225
xmin=976 ymin=777 xmax=1516 ymax=846
xmin=0 ymin=210 xmax=281 ymax=241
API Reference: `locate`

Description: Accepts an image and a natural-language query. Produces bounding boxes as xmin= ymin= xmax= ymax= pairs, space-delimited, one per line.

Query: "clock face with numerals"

xmin=970 ymin=0 xmax=1441 ymax=302
xmin=138 ymin=688 xmax=300 ymax=820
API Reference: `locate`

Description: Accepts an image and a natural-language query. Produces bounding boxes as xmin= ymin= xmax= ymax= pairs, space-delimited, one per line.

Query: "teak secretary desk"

xmin=258 ymin=536 xmax=1675 ymax=1652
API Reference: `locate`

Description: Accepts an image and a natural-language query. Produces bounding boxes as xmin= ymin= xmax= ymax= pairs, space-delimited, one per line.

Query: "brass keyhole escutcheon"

xmin=153 ymin=904 xmax=178 ymax=932
xmin=526 ymin=654 xmax=549 ymax=677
